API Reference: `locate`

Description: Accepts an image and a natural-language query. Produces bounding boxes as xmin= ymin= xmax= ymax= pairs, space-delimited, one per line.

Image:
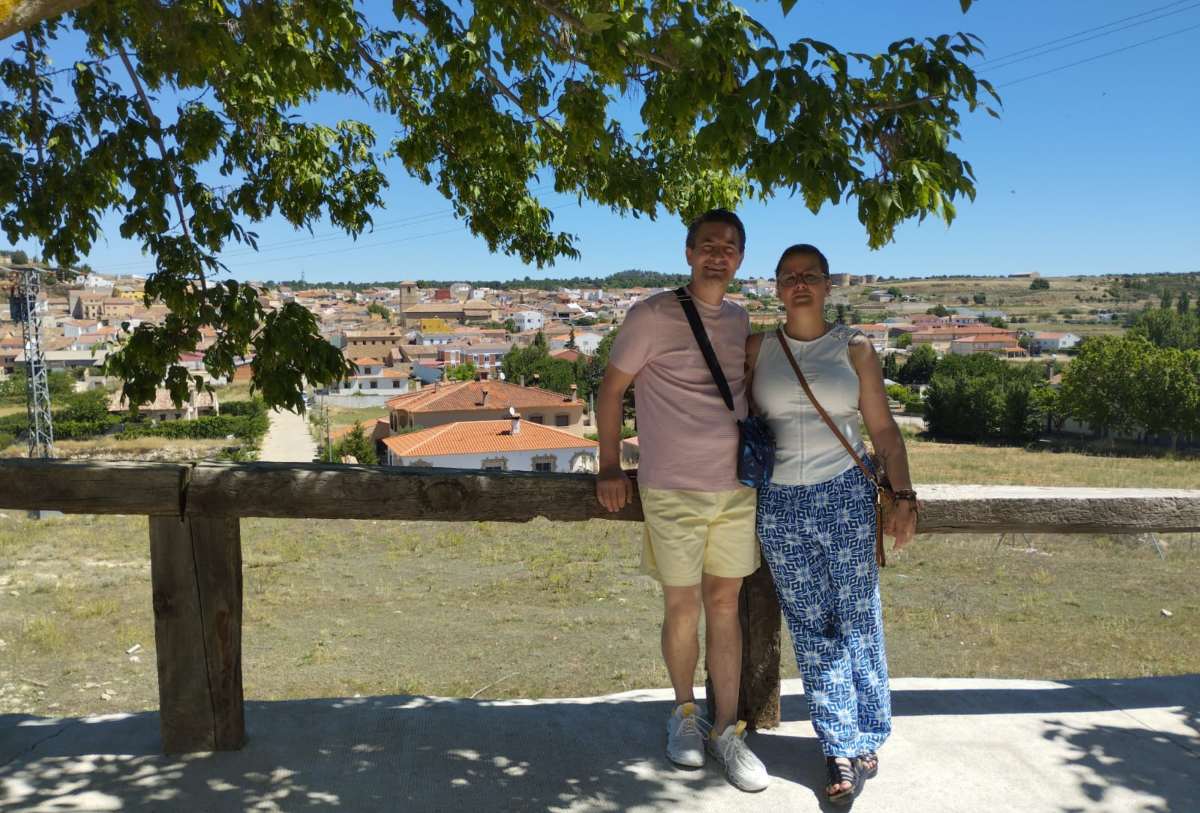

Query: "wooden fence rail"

xmin=2 ymin=459 xmax=1199 ymax=753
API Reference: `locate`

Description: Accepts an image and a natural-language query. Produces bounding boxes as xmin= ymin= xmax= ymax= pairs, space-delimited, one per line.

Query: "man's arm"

xmin=595 ymin=365 xmax=637 ymax=512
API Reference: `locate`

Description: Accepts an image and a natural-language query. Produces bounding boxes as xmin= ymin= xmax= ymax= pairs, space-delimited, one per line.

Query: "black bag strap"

xmin=674 ymin=287 xmax=735 ymax=414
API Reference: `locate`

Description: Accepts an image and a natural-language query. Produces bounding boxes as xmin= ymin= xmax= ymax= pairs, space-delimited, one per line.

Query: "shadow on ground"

xmin=1 ymin=677 xmax=1196 ymax=812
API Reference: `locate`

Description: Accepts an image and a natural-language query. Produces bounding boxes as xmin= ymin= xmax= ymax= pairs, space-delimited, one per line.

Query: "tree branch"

xmin=116 ymin=44 xmax=207 ymax=294
xmin=529 ymin=0 xmax=678 ymax=71
xmin=0 ymin=0 xmax=94 ymax=40
xmin=23 ymin=30 xmax=43 ymax=166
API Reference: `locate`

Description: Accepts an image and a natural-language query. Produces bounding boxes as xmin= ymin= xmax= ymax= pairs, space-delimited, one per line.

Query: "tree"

xmin=972 ymin=292 xmax=986 ymax=304
xmin=1129 ymin=307 xmax=1200 ymax=351
xmin=897 ymin=343 xmax=938 ymax=385
xmin=1058 ymin=336 xmax=1142 ymax=438
xmin=924 ymin=353 xmax=1044 ymax=442
xmin=334 ymin=420 xmax=378 ymax=465
xmin=565 ymin=328 xmax=578 ymax=351
xmin=1131 ymin=346 xmax=1199 ymax=449
xmin=894 ymin=332 xmax=913 ymax=349
xmin=1178 ymin=290 xmax=1191 ymax=315
xmin=366 ymin=302 xmax=392 ymax=322
xmin=881 ymin=351 xmax=900 ymax=382
xmin=1030 ymin=278 xmax=1050 ymax=290
xmin=2 ymin=1 xmax=997 ymax=411
xmin=1160 ymin=289 xmax=1174 ymax=311
xmin=445 ymin=360 xmax=477 ymax=381
xmin=503 ymin=318 xmax=517 ymax=335
xmin=10 ymin=249 xmax=29 ymax=264
xmin=927 ymin=304 xmax=950 ymax=317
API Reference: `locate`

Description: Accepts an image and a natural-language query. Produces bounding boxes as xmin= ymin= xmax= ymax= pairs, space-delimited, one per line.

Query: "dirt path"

xmin=258 ymin=407 xmax=318 ymax=462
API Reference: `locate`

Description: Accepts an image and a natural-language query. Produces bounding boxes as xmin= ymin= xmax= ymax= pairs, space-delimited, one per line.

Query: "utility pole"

xmin=8 ymin=265 xmax=54 ymax=458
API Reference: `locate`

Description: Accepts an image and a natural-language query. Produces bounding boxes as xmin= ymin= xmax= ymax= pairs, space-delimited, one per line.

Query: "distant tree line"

xmin=266 ymin=269 xmax=691 ymax=292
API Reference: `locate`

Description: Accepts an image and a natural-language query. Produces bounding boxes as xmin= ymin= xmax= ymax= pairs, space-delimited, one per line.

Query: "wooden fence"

xmin=2 ymin=458 xmax=1199 ymax=753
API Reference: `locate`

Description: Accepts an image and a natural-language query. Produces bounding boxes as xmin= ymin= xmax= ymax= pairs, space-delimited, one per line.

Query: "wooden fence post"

xmin=148 ymin=515 xmax=245 ymax=752
xmin=738 ymin=561 xmax=781 ymax=729
xmin=704 ymin=561 xmax=781 ymax=731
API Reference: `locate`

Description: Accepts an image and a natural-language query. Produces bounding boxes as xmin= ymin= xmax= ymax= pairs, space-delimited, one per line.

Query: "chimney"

xmin=480 ymin=386 xmax=489 ymax=406
xmin=567 ymin=383 xmax=577 ymax=403
xmin=509 ymin=406 xmax=520 ymax=434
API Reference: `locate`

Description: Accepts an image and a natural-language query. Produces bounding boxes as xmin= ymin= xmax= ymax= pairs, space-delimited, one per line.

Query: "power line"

xmin=996 ymin=20 xmax=1200 ymax=88
xmin=980 ymin=1 xmax=1200 ymax=72
xmin=978 ymin=0 xmax=1198 ymax=67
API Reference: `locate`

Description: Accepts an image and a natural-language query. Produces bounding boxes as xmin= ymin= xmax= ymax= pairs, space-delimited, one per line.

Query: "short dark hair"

xmin=775 ymin=243 xmax=829 ymax=277
xmin=686 ymin=208 xmax=746 ymax=253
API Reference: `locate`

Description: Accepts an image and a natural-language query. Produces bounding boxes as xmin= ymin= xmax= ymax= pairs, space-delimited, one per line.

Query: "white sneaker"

xmin=665 ymin=702 xmax=706 ymax=768
xmin=707 ymin=721 xmax=769 ymax=792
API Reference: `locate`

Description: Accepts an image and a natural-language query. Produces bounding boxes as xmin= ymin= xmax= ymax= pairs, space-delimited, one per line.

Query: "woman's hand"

xmin=887 ymin=500 xmax=918 ymax=552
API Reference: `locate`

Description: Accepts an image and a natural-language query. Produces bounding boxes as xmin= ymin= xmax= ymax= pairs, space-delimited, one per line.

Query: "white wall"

xmin=391 ymin=446 xmax=597 ymax=473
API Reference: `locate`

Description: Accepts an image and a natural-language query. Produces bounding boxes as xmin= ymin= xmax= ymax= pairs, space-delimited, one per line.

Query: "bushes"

xmin=924 ymin=355 xmax=1046 ymax=443
xmin=118 ymin=399 xmax=269 ymax=442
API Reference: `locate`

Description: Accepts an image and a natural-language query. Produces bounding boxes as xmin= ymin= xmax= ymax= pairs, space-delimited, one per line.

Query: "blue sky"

xmin=10 ymin=0 xmax=1200 ymax=283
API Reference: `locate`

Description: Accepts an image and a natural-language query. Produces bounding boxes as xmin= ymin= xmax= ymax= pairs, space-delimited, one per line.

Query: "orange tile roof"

xmin=385 ymin=380 xmax=581 ymax=412
xmin=382 ymin=420 xmax=597 ymax=457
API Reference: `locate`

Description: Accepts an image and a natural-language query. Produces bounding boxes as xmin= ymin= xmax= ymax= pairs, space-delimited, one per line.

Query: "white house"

xmin=339 ymin=357 xmax=413 ymax=392
xmin=513 ymin=310 xmax=544 ymax=332
xmin=573 ymin=332 xmax=604 ymax=355
xmin=61 ymin=318 xmax=104 ymax=338
xmin=382 ymin=415 xmax=599 ymax=473
xmin=1030 ymin=332 xmax=1081 ymax=355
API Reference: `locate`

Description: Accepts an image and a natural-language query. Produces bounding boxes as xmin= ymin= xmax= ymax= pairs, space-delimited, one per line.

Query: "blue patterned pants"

xmin=756 ymin=464 xmax=892 ymax=758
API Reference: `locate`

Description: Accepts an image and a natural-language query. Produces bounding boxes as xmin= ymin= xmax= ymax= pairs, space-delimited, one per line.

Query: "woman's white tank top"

xmin=752 ymin=324 xmax=865 ymax=486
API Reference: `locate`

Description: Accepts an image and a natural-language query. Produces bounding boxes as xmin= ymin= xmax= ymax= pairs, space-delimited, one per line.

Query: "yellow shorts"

xmin=639 ymin=485 xmax=760 ymax=587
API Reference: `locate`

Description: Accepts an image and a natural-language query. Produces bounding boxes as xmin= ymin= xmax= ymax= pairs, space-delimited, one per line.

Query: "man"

xmin=594 ymin=208 xmax=768 ymax=792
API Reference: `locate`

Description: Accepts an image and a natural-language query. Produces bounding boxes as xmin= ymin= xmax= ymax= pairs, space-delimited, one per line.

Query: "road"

xmin=257 ymin=407 xmax=319 ymax=463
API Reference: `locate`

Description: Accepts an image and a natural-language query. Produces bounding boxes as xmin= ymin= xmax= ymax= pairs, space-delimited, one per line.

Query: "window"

xmin=528 ymin=415 xmax=544 ymax=424
xmin=481 ymin=457 xmax=508 ymax=472
xmin=533 ymin=461 xmax=552 ymax=472
xmin=555 ymin=414 xmax=569 ymax=427
xmin=370 ymin=381 xmax=378 ymax=389
xmin=531 ymin=454 xmax=556 ymax=473
xmin=393 ymin=381 xmax=401 ymax=388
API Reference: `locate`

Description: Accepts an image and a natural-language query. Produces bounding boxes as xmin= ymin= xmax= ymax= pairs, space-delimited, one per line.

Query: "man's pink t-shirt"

xmin=608 ymin=288 xmax=750 ymax=492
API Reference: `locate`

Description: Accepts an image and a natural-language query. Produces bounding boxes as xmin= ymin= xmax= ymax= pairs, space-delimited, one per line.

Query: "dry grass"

xmin=1 ymin=441 xmax=1197 ymax=717
xmin=906 ymin=437 xmax=1200 ymax=489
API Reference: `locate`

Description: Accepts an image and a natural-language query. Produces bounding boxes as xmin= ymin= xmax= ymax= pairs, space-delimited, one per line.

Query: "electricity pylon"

xmin=8 ymin=265 xmax=54 ymax=458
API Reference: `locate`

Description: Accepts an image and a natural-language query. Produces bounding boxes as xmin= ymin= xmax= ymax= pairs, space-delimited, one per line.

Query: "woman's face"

xmin=776 ymin=253 xmax=831 ymax=315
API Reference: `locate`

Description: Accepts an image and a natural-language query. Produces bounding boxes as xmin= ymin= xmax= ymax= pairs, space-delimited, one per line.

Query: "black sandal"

xmin=825 ymin=756 xmax=861 ymax=805
xmin=856 ymin=750 xmax=878 ymax=779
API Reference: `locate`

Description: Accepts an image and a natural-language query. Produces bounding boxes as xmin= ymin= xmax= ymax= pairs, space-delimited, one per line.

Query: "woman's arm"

xmin=849 ymin=336 xmax=917 ymax=549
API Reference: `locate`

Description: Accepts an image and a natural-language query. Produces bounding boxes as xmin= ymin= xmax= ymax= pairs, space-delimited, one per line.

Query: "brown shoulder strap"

xmin=775 ymin=328 xmax=878 ymax=487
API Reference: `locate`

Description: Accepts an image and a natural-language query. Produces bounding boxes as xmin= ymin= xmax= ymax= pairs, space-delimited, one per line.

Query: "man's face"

xmin=685 ymin=222 xmax=744 ymax=288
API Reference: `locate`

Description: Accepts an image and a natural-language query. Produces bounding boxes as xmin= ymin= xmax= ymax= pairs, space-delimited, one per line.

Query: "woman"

xmin=746 ymin=244 xmax=918 ymax=805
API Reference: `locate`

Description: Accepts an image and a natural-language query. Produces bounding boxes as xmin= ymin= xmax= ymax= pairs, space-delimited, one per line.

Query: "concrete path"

xmin=257 ymin=408 xmax=319 ymax=463
xmin=2 ymin=676 xmax=1196 ymax=812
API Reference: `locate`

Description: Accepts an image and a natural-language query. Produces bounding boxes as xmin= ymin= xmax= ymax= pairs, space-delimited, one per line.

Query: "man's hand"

xmin=596 ymin=467 xmax=635 ymax=513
